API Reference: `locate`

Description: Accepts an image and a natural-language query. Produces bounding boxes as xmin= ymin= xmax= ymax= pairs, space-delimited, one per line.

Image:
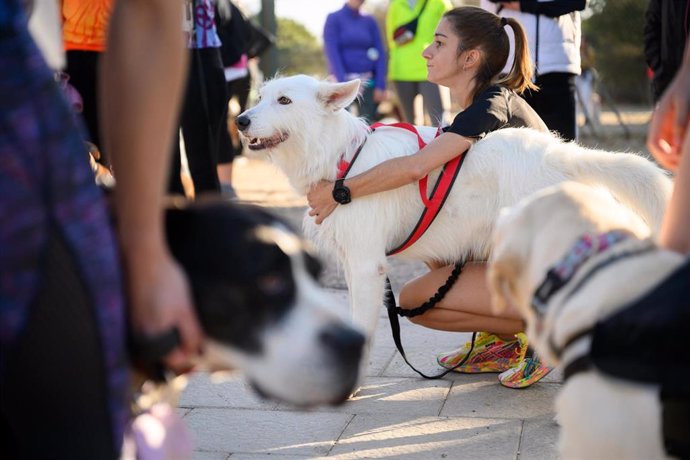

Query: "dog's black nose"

xmin=319 ymin=324 xmax=365 ymax=359
xmin=236 ymin=114 xmax=251 ymax=131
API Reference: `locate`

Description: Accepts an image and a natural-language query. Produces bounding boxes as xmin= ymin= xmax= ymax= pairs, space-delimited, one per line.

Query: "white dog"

xmin=237 ymin=75 xmax=671 ymax=345
xmin=488 ymin=182 xmax=684 ymax=459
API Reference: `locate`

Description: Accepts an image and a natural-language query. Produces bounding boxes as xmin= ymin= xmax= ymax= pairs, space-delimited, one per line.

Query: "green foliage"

xmin=583 ymin=0 xmax=650 ymax=104
xmin=275 ymin=18 xmax=327 ymax=77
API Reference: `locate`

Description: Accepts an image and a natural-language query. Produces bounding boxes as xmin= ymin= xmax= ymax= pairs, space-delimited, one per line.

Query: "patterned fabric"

xmin=0 ymin=3 xmax=128 ymax=449
xmin=498 ymin=346 xmax=553 ymax=389
xmin=551 ymin=231 xmax=630 ymax=281
xmin=532 ymin=230 xmax=632 ymax=315
xmin=188 ymin=0 xmax=222 ymax=49
xmin=62 ymin=0 xmax=114 ymax=52
xmin=437 ymin=331 xmax=525 ymax=373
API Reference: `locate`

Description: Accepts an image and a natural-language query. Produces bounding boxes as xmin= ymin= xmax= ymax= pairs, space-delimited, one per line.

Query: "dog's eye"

xmin=278 ymin=96 xmax=292 ymax=105
xmin=257 ymin=273 xmax=291 ymax=296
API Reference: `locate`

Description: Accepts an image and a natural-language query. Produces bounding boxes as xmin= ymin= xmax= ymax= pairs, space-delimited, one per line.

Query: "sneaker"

xmin=437 ymin=332 xmax=527 ymax=373
xmin=498 ymin=348 xmax=553 ymax=388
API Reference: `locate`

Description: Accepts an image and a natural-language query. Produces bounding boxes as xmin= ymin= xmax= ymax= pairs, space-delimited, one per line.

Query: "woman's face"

xmin=422 ymin=18 xmax=464 ymax=87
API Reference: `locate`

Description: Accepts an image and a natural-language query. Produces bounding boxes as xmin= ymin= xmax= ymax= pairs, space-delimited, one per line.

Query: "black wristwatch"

xmin=332 ymin=179 xmax=352 ymax=205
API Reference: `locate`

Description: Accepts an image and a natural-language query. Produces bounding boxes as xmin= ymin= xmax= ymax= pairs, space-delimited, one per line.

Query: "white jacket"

xmin=480 ymin=0 xmax=581 ymax=76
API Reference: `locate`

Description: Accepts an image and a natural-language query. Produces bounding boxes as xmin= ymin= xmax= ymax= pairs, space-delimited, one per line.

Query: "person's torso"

xmin=187 ymin=0 xmax=221 ymax=49
xmin=387 ymin=0 xmax=451 ymax=81
xmin=480 ymin=0 xmax=581 ymax=76
xmin=330 ymin=9 xmax=380 ymax=73
xmin=659 ymin=0 xmax=690 ymax=74
xmin=62 ymin=0 xmax=113 ymax=52
xmin=444 ymin=85 xmax=548 ymax=138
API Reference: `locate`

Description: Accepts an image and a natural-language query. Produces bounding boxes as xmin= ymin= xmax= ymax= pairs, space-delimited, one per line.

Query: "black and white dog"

xmin=134 ymin=198 xmax=364 ymax=407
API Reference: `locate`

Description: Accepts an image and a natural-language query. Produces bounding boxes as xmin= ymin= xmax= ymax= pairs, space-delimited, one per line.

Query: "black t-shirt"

xmin=443 ymin=85 xmax=548 ymax=139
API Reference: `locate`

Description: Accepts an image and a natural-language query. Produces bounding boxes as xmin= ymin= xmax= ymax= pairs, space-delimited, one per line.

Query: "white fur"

xmin=489 ymin=182 xmax=683 ymax=459
xmin=239 ymin=74 xmax=672 ymax=343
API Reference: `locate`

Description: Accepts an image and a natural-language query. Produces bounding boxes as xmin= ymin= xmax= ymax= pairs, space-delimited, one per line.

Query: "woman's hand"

xmin=647 ymin=62 xmax=690 ymax=171
xmin=307 ymin=180 xmax=338 ymax=224
xmin=125 ymin=244 xmax=204 ymax=374
xmin=373 ymin=88 xmax=387 ymax=103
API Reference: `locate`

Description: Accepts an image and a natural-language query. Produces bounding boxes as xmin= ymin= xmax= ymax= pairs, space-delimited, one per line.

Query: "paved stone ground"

xmin=180 ymin=110 xmax=652 ymax=459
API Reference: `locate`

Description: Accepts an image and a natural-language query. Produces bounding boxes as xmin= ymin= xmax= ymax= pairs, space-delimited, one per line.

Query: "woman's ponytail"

xmin=497 ymin=17 xmax=538 ymax=94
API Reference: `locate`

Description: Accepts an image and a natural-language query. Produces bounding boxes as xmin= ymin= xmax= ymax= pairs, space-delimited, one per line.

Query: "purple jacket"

xmin=323 ymin=5 xmax=387 ymax=90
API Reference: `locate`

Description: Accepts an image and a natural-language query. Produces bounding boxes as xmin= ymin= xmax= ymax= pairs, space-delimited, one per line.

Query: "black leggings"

xmin=522 ymin=72 xmax=577 ymax=142
xmin=0 ymin=228 xmax=118 ymax=460
xmin=65 ymin=50 xmax=106 ymax=163
xmin=218 ymin=74 xmax=251 ymax=164
xmin=169 ymin=48 xmax=228 ymax=195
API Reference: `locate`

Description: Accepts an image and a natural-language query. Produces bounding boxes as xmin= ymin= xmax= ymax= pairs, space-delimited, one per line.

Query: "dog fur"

xmin=161 ymin=198 xmax=364 ymax=407
xmin=488 ymin=182 xmax=684 ymax=459
xmin=237 ymin=74 xmax=671 ymax=345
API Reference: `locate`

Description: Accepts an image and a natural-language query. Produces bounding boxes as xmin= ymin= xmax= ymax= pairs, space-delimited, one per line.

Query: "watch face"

xmin=333 ymin=186 xmax=351 ymax=204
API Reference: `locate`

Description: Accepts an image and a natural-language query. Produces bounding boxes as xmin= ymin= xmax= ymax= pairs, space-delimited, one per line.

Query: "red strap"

xmin=336 ymin=158 xmax=349 ymax=179
xmin=340 ymin=122 xmax=463 ymax=256
xmin=387 ymin=153 xmax=465 ymax=256
xmin=370 ymin=122 xmax=428 ymax=149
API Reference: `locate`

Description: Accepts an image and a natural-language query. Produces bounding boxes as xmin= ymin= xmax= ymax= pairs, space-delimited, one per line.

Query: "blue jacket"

xmin=323 ymin=5 xmax=387 ymax=90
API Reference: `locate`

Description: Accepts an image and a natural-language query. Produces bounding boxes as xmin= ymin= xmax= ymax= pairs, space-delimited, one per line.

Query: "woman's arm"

xmin=102 ymin=0 xmax=203 ymax=371
xmin=307 ymin=132 xmax=472 ymax=223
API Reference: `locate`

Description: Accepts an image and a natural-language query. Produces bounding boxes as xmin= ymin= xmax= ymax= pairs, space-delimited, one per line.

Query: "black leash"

xmin=384 ymin=262 xmax=477 ymax=379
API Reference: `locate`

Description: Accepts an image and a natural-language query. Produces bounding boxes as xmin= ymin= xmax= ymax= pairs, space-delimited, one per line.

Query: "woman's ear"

xmin=464 ymin=49 xmax=481 ymax=69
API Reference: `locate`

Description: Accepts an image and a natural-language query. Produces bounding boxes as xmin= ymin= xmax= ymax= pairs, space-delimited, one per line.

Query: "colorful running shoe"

xmin=436 ymin=332 xmax=527 ymax=373
xmin=498 ymin=348 xmax=553 ymax=388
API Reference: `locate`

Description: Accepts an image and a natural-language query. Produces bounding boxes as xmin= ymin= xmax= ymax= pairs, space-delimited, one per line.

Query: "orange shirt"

xmin=62 ymin=0 xmax=113 ymax=52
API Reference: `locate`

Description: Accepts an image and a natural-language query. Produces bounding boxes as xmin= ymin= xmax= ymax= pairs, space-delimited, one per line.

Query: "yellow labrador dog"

xmin=488 ymin=182 xmax=685 ymax=459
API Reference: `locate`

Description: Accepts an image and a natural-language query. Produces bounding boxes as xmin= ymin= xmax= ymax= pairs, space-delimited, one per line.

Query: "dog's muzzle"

xmin=246 ymin=132 xmax=290 ymax=151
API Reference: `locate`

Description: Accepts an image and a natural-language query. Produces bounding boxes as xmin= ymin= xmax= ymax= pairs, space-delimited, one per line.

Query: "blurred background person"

xmin=481 ymin=0 xmax=586 ymax=141
xmin=62 ymin=0 xmax=113 ymax=166
xmin=323 ymin=0 xmax=388 ymax=122
xmin=169 ymin=0 xmax=227 ymax=197
xmin=575 ymin=34 xmax=600 ymax=132
xmin=644 ymin=0 xmax=690 ymax=104
xmin=386 ymin=0 xmax=451 ymax=125
xmin=1 ymin=0 xmax=201 ymax=456
xmin=216 ymin=0 xmax=255 ymax=198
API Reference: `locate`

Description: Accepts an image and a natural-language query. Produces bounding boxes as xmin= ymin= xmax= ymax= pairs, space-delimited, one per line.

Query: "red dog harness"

xmin=336 ymin=122 xmax=467 ymax=256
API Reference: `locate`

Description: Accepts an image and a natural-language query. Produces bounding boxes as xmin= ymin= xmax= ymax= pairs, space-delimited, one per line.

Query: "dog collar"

xmin=531 ymin=230 xmax=632 ymax=317
xmin=534 ymin=233 xmax=655 ymax=362
xmin=336 ymin=137 xmax=368 ymax=180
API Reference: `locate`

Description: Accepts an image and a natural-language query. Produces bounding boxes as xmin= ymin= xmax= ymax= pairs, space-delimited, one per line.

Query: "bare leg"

xmin=399 ymin=262 xmax=524 ymax=336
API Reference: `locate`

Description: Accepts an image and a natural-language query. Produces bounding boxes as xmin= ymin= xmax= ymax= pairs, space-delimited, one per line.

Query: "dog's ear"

xmin=317 ymin=80 xmax=361 ymax=111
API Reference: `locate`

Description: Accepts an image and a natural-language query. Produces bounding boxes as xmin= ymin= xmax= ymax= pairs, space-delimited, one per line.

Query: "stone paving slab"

xmin=326 ymin=413 xmax=522 ymax=460
xmin=518 ymin=415 xmax=561 ymax=460
xmin=180 ymin=373 xmax=278 ymax=411
xmin=441 ymin=376 xmax=559 ymax=420
xmin=276 ymin=377 xmax=451 ymax=417
xmin=183 ymin=408 xmax=353 ymax=456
